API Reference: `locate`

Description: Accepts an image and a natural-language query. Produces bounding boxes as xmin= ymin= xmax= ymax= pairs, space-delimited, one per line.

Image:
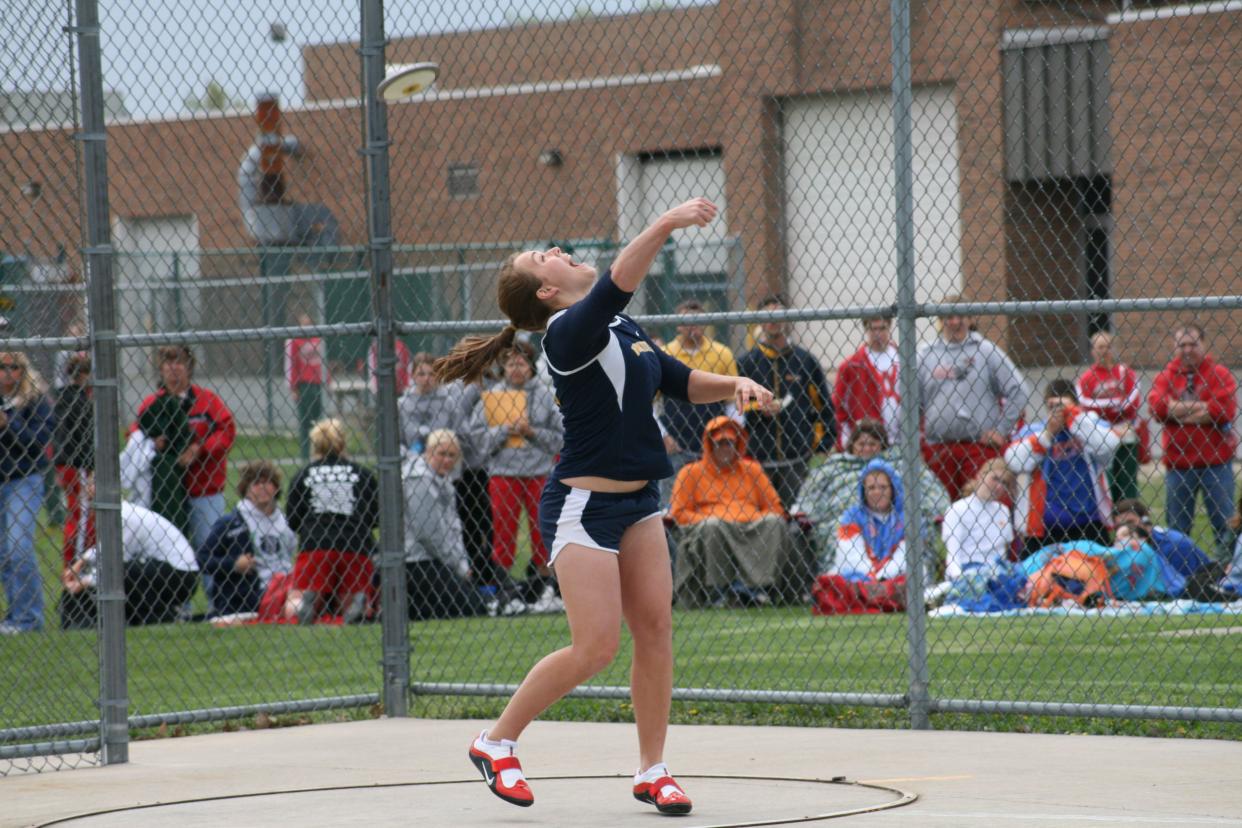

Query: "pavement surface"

xmin=5 ymin=718 xmax=1242 ymax=827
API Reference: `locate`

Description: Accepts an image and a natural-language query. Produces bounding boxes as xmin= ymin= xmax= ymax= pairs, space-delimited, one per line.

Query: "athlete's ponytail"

xmin=434 ymin=253 xmax=554 ymax=385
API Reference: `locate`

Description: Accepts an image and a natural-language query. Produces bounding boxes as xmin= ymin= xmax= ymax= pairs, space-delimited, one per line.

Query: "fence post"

xmin=360 ymin=0 xmax=409 ymax=717
xmin=74 ymin=0 xmax=128 ymax=763
xmin=890 ymin=0 xmax=931 ymax=730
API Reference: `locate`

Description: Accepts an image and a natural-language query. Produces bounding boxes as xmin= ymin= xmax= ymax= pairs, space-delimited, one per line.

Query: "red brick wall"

xmin=1108 ymin=10 xmax=1242 ymax=369
xmin=0 ymin=2 xmax=1236 ymax=372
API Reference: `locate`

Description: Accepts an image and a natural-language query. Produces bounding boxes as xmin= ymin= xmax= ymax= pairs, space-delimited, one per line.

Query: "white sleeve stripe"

xmin=544 ymin=342 xmax=607 ymax=376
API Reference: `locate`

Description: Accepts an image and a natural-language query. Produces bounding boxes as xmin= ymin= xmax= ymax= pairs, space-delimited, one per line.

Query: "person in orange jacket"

xmin=668 ymin=415 xmax=789 ymax=607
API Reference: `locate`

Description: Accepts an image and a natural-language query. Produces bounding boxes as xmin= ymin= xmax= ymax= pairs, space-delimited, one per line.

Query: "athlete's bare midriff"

xmin=560 ymin=475 xmax=648 ymax=493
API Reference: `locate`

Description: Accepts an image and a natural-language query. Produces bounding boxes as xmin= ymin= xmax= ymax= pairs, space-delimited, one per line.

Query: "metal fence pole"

xmin=360 ymin=0 xmax=409 ymax=717
xmin=74 ymin=0 xmax=128 ymax=764
xmin=890 ymin=0 xmax=931 ymax=731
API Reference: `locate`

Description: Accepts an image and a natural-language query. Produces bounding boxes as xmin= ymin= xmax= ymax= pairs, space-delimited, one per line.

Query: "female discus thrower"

xmin=435 ymin=198 xmax=772 ymax=816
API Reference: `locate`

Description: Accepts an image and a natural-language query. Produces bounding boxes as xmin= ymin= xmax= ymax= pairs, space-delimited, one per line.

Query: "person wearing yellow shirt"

xmin=659 ymin=300 xmax=739 ymax=504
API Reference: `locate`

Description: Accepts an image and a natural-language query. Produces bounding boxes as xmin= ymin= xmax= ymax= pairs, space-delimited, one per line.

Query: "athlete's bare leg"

xmin=488 ymin=545 xmax=621 ymax=741
xmin=617 ymin=516 xmax=674 ymax=771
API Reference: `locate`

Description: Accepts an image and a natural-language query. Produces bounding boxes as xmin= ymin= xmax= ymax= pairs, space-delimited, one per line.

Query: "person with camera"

xmin=1004 ymin=379 xmax=1120 ymax=559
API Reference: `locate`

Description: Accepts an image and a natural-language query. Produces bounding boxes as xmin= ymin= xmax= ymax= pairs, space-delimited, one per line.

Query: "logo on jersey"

xmin=631 ymin=341 xmax=653 ymax=356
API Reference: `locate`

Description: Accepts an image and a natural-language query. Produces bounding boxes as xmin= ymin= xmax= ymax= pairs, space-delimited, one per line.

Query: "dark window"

xmin=447 ymin=163 xmax=479 ymax=199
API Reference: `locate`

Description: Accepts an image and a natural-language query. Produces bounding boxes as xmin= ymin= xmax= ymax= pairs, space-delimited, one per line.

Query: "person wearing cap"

xmin=668 ymin=415 xmax=789 ymax=607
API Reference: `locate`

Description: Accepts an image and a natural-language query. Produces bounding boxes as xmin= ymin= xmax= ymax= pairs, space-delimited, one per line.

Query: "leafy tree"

xmin=184 ymin=80 xmax=244 ymax=113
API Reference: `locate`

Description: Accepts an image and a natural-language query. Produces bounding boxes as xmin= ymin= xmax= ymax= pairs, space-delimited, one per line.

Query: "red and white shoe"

xmin=633 ymin=766 xmax=692 ymax=816
xmin=468 ymin=731 xmax=534 ymax=807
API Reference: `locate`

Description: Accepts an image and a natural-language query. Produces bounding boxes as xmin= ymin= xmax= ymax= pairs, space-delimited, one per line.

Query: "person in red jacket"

xmin=1147 ymin=323 xmax=1237 ymax=559
xmin=1076 ymin=331 xmax=1145 ymax=502
xmin=134 ymin=345 xmax=237 ymax=552
xmin=285 ymin=312 xmax=329 ymax=461
xmin=833 ymin=315 xmax=901 ymax=450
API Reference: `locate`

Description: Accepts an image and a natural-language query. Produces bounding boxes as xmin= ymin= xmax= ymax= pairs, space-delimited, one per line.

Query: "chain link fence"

xmin=2 ymin=0 xmax=1239 ymax=775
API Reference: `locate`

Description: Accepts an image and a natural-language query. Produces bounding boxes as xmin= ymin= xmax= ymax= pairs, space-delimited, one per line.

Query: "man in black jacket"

xmin=737 ymin=295 xmax=835 ymax=509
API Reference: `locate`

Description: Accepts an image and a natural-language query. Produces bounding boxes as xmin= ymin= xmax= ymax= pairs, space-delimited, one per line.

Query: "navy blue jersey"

xmin=543 ymin=270 xmax=692 ymax=482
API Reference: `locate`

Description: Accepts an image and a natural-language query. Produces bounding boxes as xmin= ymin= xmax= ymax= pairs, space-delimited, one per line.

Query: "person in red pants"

xmin=284 ymin=419 xmax=379 ymax=624
xmin=467 ymin=341 xmax=563 ymax=614
xmin=917 ymin=301 xmax=1032 ymax=500
xmin=52 ymin=354 xmax=93 ymax=565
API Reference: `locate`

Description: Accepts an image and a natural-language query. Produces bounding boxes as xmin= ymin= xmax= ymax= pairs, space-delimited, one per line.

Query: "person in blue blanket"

xmin=1019 ymin=521 xmax=1170 ymax=603
xmin=1111 ymin=498 xmax=1215 ymax=598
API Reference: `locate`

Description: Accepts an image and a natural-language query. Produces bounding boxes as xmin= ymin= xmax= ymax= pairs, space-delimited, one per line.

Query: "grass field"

xmin=4 ymin=450 xmax=1239 ymax=749
xmin=2 ymin=604 xmax=1239 ymax=743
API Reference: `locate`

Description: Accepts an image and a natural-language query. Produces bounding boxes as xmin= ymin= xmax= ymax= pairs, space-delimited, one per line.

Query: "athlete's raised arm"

xmin=609 ymin=198 xmax=718 ymax=293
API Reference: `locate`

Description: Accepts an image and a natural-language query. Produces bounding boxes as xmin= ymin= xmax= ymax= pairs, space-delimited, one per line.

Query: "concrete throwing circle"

xmin=39 ymin=774 xmax=916 ymax=826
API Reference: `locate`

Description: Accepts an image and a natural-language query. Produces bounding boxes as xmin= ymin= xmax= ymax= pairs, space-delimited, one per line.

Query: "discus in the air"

xmin=377 ymin=62 xmax=440 ymax=101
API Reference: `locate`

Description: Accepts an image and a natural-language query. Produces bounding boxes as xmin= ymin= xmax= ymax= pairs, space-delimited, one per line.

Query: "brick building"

xmin=1 ymin=1 xmax=1237 ymax=371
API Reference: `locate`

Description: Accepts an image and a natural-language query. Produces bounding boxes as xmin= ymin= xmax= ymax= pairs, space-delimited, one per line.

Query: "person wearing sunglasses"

xmin=0 ymin=352 xmax=55 ymax=635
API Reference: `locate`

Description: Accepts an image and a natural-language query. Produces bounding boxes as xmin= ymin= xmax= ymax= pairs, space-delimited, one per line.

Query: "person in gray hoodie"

xmin=467 ymin=341 xmax=564 ymax=612
xmin=399 ymin=352 xmax=494 ymax=581
xmin=402 ymin=429 xmax=486 ymax=620
xmin=917 ymin=300 xmax=1032 ymax=501
xmin=398 ymin=351 xmax=464 ymax=454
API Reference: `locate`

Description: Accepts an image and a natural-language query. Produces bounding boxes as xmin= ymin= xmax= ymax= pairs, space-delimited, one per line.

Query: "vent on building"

xmin=447 ymin=163 xmax=479 ymax=199
xmin=1001 ymin=27 xmax=1112 ymax=182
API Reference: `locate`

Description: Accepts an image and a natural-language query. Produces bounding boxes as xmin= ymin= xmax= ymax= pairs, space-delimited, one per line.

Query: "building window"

xmin=447 ymin=163 xmax=479 ymax=199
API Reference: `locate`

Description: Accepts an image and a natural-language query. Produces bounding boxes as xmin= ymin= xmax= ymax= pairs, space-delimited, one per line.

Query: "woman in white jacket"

xmin=940 ymin=458 xmax=1016 ymax=580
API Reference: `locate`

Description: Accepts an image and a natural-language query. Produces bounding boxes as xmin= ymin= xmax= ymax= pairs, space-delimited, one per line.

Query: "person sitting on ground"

xmin=402 ymin=429 xmax=488 ymax=620
xmin=60 ymin=476 xmax=200 ymax=628
xmin=1218 ymin=496 xmax=1242 ymax=600
xmin=195 ymin=460 xmax=298 ymax=622
xmin=669 ymin=415 xmax=788 ymax=607
xmin=941 ymin=458 xmax=1016 ymax=581
xmin=830 ymin=458 xmax=921 ymax=583
xmin=1005 ymin=379 xmax=1120 ymax=558
xmin=1019 ymin=520 xmax=1170 ymax=604
xmin=811 ymin=458 xmax=926 ymax=615
xmin=1111 ymin=497 xmax=1216 ymax=599
xmin=285 ymin=418 xmax=380 ymax=625
xmin=792 ymin=418 xmax=948 ymax=572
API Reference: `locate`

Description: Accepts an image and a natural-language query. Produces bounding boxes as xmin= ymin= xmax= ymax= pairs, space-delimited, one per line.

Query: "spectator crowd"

xmin=1 ymin=308 xmax=1240 ymax=635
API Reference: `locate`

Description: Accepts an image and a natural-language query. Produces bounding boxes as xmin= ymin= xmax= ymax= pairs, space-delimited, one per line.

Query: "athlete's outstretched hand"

xmin=662 ymin=198 xmax=718 ymax=230
xmin=733 ymin=376 xmax=773 ymax=412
